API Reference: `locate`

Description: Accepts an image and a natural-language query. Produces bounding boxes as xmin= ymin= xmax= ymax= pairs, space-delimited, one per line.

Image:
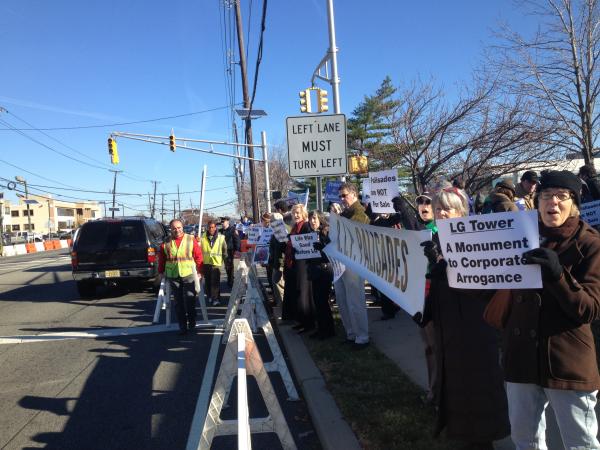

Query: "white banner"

xmin=368 ymin=169 xmax=399 ymax=213
xmin=290 ymin=233 xmax=321 ymax=259
xmin=436 ymin=210 xmax=542 ymax=289
xmin=271 ymin=219 xmax=288 ymax=242
xmin=327 ymin=214 xmax=431 ymax=315
xmin=581 ymin=200 xmax=600 ymax=227
xmin=323 ymin=246 xmax=346 ymax=283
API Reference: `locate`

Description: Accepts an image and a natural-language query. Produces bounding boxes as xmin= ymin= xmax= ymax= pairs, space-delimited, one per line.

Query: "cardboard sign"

xmin=368 ymin=169 xmax=399 ymax=213
xmin=290 ymin=233 xmax=321 ymax=259
xmin=286 ymin=189 xmax=309 ymax=207
xmin=436 ymin=210 xmax=542 ymax=289
xmin=271 ymin=219 xmax=289 ymax=242
xmin=326 ymin=214 xmax=431 ymax=315
xmin=246 ymin=226 xmax=261 ymax=244
xmin=581 ymin=200 xmax=600 ymax=227
xmin=253 ymin=245 xmax=270 ymax=264
xmin=325 ymin=180 xmax=343 ymax=203
xmin=258 ymin=227 xmax=274 ymax=245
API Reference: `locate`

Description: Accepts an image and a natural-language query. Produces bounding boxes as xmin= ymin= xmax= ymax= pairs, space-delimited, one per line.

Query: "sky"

xmin=0 ymin=0 xmax=531 ymax=220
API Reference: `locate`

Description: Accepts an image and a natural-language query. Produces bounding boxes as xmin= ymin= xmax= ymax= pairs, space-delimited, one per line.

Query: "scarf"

xmin=285 ymin=220 xmax=305 ymax=268
xmin=539 ymin=215 xmax=580 ymax=251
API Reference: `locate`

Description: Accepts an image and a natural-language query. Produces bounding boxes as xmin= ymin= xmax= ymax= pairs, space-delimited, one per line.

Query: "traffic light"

xmin=108 ymin=137 xmax=119 ymax=165
xmin=169 ymin=132 xmax=176 ymax=152
xmin=348 ymin=155 xmax=368 ymax=174
xmin=299 ymin=89 xmax=312 ymax=114
xmin=317 ymin=88 xmax=329 ymax=113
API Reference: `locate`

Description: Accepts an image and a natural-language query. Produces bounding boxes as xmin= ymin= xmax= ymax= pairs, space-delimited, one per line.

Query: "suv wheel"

xmin=77 ymin=281 xmax=95 ymax=298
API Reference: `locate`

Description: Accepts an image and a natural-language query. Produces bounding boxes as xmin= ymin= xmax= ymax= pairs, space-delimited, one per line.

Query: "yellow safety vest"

xmin=201 ymin=233 xmax=225 ymax=266
xmin=164 ymin=233 xmax=195 ymax=278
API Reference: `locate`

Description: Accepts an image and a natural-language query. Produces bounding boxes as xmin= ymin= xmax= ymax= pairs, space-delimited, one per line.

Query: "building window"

xmin=76 ymin=208 xmax=83 ymax=215
xmin=23 ymin=209 xmax=34 ymax=217
xmin=4 ymin=225 xmax=10 ymax=232
xmin=4 ymin=207 xmax=9 ymax=215
xmin=11 ymin=210 xmax=19 ymax=217
xmin=24 ymin=223 xmax=35 ymax=230
xmin=12 ymin=224 xmax=20 ymax=231
xmin=57 ymin=208 xmax=74 ymax=217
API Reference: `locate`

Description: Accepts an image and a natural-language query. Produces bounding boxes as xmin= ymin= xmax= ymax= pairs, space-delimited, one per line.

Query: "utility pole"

xmin=173 ymin=200 xmax=177 ymax=220
xmin=109 ymin=170 xmax=121 ymax=219
xmin=14 ymin=176 xmax=32 ymax=233
xmin=161 ymin=193 xmax=165 ymax=223
xmin=151 ymin=180 xmax=159 ymax=218
xmin=177 ymin=184 xmax=181 ymax=217
xmin=147 ymin=193 xmax=152 ymax=217
xmin=234 ymin=0 xmax=260 ymax=222
xmin=47 ymin=199 xmax=52 ymax=238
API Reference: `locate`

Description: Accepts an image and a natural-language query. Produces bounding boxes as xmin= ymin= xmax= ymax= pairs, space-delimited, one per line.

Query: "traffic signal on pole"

xmin=299 ymin=89 xmax=312 ymax=113
xmin=108 ymin=137 xmax=119 ymax=165
xmin=348 ymin=155 xmax=368 ymax=174
xmin=169 ymin=132 xmax=176 ymax=152
xmin=317 ymin=88 xmax=329 ymax=113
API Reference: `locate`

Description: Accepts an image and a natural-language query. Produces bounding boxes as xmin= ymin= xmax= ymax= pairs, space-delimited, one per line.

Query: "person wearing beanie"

xmin=515 ymin=170 xmax=538 ymax=210
xmin=499 ymin=170 xmax=600 ymax=449
xmin=482 ymin=178 xmax=519 ymax=214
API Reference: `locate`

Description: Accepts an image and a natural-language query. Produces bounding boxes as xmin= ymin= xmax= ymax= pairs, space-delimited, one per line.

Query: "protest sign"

xmin=325 ymin=180 xmax=343 ymax=203
xmin=368 ymin=169 xmax=399 ymax=213
xmin=286 ymin=189 xmax=310 ymax=208
xmin=253 ymin=245 xmax=270 ymax=264
xmin=290 ymin=233 xmax=321 ymax=259
xmin=326 ymin=214 xmax=431 ymax=315
xmin=246 ymin=226 xmax=261 ymax=245
xmin=271 ymin=219 xmax=289 ymax=242
xmin=258 ymin=227 xmax=274 ymax=245
xmin=436 ymin=210 xmax=542 ymax=289
xmin=362 ymin=178 xmax=371 ymax=203
xmin=581 ymin=200 xmax=600 ymax=227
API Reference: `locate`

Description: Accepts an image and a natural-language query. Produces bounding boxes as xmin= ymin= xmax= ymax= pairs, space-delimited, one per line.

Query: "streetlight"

xmin=15 ymin=176 xmax=32 ymax=235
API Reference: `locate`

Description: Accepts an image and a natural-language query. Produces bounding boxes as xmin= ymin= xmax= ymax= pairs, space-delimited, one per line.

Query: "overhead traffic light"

xmin=348 ymin=155 xmax=368 ymax=174
xmin=317 ymin=89 xmax=329 ymax=113
xmin=169 ymin=131 xmax=176 ymax=152
xmin=299 ymin=89 xmax=312 ymax=114
xmin=108 ymin=137 xmax=119 ymax=165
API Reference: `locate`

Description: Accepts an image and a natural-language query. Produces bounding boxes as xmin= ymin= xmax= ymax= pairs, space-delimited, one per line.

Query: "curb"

xmin=275 ymin=313 xmax=362 ymax=450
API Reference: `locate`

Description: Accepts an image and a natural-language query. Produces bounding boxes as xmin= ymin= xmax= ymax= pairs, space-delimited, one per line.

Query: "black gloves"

xmin=523 ymin=248 xmax=563 ymax=281
xmin=420 ymin=240 xmax=442 ymax=265
xmin=412 ymin=312 xmax=423 ymax=325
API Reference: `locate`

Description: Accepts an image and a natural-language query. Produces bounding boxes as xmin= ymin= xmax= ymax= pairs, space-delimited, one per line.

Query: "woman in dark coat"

xmin=283 ymin=203 xmax=314 ymax=332
xmin=420 ymin=187 xmax=510 ymax=448
xmin=500 ymin=171 xmax=600 ymax=450
xmin=306 ymin=210 xmax=334 ymax=339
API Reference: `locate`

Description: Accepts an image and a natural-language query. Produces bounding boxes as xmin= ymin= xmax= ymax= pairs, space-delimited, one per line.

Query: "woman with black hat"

xmin=501 ymin=170 xmax=600 ymax=449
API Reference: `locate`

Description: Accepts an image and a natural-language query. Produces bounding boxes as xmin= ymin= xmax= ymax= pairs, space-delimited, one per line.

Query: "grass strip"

xmin=303 ymin=318 xmax=455 ymax=450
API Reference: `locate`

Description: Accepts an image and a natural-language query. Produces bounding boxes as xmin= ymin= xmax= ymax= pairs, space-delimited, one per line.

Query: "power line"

xmin=0 ymin=104 xmax=240 ymax=131
xmin=0 ymin=159 xmax=80 ymax=189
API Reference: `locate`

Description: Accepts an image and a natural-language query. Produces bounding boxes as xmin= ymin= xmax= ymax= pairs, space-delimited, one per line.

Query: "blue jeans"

xmin=506 ymin=382 xmax=600 ymax=450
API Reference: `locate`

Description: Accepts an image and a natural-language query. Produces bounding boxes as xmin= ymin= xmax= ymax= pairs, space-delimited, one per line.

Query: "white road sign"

xmin=286 ymin=114 xmax=347 ymax=177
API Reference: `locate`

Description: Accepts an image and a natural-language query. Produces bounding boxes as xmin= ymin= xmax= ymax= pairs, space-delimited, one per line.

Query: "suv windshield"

xmin=77 ymin=221 xmax=146 ymax=251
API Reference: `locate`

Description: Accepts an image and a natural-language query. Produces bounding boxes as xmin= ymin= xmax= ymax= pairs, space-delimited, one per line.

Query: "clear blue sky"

xmin=0 ymin=0 xmax=529 ymax=219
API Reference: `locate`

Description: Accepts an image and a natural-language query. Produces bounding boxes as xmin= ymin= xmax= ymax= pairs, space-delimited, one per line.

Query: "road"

xmin=0 ymin=250 xmax=320 ymax=450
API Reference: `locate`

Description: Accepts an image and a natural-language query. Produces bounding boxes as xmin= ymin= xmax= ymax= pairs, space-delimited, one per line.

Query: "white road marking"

xmin=185 ymin=329 xmax=223 ymax=450
xmin=0 ymin=319 xmax=225 ymax=344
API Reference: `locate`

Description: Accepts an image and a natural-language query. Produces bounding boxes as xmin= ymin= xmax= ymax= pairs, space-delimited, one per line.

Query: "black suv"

xmin=71 ymin=217 xmax=166 ymax=297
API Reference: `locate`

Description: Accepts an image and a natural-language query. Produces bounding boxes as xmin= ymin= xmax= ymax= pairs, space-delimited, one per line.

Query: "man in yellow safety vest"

xmin=200 ymin=220 xmax=227 ymax=306
xmin=158 ymin=219 xmax=204 ymax=335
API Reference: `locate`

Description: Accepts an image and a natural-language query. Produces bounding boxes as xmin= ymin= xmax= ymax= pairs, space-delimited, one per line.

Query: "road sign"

xmin=109 ymin=207 xmax=120 ymax=211
xmin=286 ymin=114 xmax=347 ymax=177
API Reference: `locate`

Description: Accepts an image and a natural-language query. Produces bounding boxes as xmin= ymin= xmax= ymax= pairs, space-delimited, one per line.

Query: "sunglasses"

xmin=416 ymin=198 xmax=431 ymax=205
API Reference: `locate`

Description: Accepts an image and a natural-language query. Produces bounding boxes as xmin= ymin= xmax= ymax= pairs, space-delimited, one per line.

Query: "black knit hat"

xmin=538 ymin=170 xmax=582 ymax=206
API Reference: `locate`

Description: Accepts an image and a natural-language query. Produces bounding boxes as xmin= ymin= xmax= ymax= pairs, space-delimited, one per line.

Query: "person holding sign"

xmin=306 ymin=211 xmax=335 ymax=340
xmin=499 ymin=171 xmax=600 ymax=450
xmin=200 ymin=221 xmax=227 ymax=306
xmin=419 ymin=187 xmax=510 ymax=448
xmin=283 ymin=204 xmax=314 ymax=332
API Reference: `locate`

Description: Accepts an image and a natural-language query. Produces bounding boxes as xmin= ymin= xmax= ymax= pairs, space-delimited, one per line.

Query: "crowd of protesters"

xmin=253 ymin=163 xmax=600 ymax=450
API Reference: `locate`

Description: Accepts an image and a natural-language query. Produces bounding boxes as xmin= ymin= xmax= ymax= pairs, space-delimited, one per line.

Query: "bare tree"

xmin=490 ymin=0 xmax=600 ymax=163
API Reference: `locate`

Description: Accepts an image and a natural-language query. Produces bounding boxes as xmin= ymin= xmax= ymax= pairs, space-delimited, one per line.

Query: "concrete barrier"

xmin=34 ymin=242 xmax=45 ymax=252
xmin=2 ymin=245 xmax=16 ymax=257
xmin=51 ymin=240 xmax=61 ymax=250
xmin=14 ymin=244 xmax=27 ymax=255
xmin=59 ymin=240 xmax=69 ymax=249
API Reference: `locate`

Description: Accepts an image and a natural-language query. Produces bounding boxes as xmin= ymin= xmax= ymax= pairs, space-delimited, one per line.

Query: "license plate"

xmin=105 ymin=270 xmax=121 ymax=278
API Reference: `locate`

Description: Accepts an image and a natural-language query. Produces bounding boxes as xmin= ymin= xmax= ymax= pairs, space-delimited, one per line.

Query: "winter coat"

xmin=502 ymin=219 xmax=600 ymax=391
xmin=221 ymin=225 xmax=240 ymax=252
xmin=422 ymin=260 xmax=510 ymax=441
xmin=341 ymin=200 xmax=370 ymax=224
xmin=515 ymin=182 xmax=535 ymax=210
xmin=482 ymin=192 xmax=518 ymax=214
xmin=582 ymin=177 xmax=600 ymax=203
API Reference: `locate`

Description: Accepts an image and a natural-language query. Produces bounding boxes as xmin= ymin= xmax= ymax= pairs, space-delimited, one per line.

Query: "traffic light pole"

xmin=110 ymin=170 xmax=121 ymax=219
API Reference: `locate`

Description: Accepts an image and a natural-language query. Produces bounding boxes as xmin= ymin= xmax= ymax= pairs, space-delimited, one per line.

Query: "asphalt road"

xmin=0 ymin=250 xmax=320 ymax=450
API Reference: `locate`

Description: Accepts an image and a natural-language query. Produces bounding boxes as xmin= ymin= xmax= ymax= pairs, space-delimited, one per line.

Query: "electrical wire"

xmin=0 ymin=159 xmax=80 ymax=189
